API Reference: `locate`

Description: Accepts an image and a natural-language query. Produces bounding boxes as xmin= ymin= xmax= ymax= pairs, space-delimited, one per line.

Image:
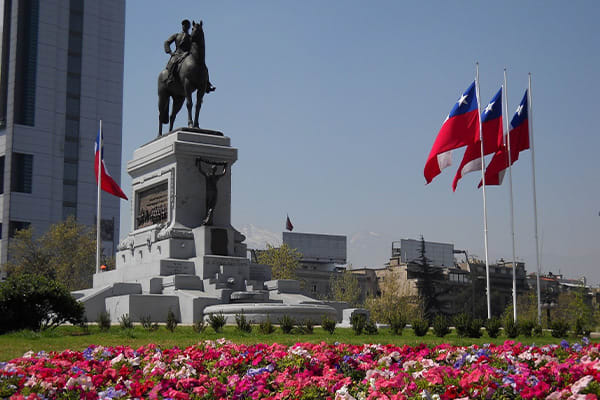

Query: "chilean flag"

xmin=425 ymin=81 xmax=480 ymax=184
xmin=479 ymin=90 xmax=530 ymax=187
xmin=285 ymin=214 xmax=294 ymax=231
xmin=94 ymin=130 xmax=128 ymax=200
xmin=452 ymin=87 xmax=503 ymax=191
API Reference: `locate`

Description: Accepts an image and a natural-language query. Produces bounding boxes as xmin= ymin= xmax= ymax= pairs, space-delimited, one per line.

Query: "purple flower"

xmin=98 ymin=387 xmax=126 ymax=399
xmin=502 ymin=376 xmax=516 ymax=388
xmin=582 ymin=336 xmax=590 ymax=346
xmin=560 ymin=339 xmax=570 ymax=349
xmin=573 ymin=343 xmax=583 ymax=352
xmin=83 ymin=347 xmax=94 ymax=361
xmin=246 ymin=363 xmax=274 ymax=376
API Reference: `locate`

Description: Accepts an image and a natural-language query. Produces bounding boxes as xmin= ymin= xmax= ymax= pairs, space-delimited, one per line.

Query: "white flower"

xmin=335 ymin=385 xmax=356 ymax=400
xmin=110 ymin=353 xmax=125 ymax=365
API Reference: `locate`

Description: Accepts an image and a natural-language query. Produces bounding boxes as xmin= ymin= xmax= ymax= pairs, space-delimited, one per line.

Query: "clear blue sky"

xmin=121 ymin=1 xmax=600 ymax=283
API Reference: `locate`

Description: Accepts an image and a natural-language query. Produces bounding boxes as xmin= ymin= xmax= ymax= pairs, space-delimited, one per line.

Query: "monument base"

xmin=75 ymin=129 xmax=338 ymax=324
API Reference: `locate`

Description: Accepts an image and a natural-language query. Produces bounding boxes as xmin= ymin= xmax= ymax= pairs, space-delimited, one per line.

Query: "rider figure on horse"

xmin=164 ymin=19 xmax=215 ymax=93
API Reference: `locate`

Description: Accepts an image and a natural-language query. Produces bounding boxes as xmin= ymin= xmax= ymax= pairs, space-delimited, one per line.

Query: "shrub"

xmin=388 ymin=313 xmax=406 ymax=335
xmin=432 ymin=315 xmax=450 ymax=337
xmin=453 ymin=313 xmax=471 ymax=337
xmin=78 ymin=316 xmax=89 ymax=334
xmin=0 ymin=274 xmax=84 ymax=333
xmin=193 ymin=319 xmax=207 ymax=333
xmin=485 ymin=317 xmax=502 ymax=338
xmin=119 ymin=313 xmax=133 ymax=330
xmin=350 ymin=313 xmax=367 ymax=335
xmin=364 ymin=319 xmax=378 ymax=335
xmin=208 ymin=313 xmax=226 ymax=333
xmin=301 ymin=319 xmax=314 ymax=334
xmin=575 ymin=318 xmax=591 ymax=337
xmin=468 ymin=318 xmax=483 ymax=338
xmin=518 ymin=320 xmax=535 ymax=337
xmin=321 ymin=316 xmax=336 ymax=335
xmin=139 ymin=315 xmax=158 ymax=331
xmin=235 ymin=311 xmax=252 ymax=333
xmin=97 ymin=311 xmax=111 ymax=332
xmin=551 ymin=320 xmax=570 ymax=338
xmin=259 ymin=317 xmax=275 ymax=334
xmin=166 ymin=309 xmax=178 ymax=332
xmin=503 ymin=317 xmax=519 ymax=338
xmin=278 ymin=315 xmax=295 ymax=334
xmin=533 ymin=323 xmax=543 ymax=337
xmin=412 ymin=317 xmax=430 ymax=337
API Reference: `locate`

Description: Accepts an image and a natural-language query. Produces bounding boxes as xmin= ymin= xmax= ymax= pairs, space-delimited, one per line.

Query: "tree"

xmin=0 ymin=274 xmax=84 ymax=333
xmin=553 ymin=289 xmax=594 ymax=328
xmin=329 ymin=268 xmax=361 ymax=306
xmin=412 ymin=235 xmax=447 ymax=320
xmin=257 ymin=243 xmax=301 ymax=280
xmin=365 ymin=267 xmax=419 ymax=323
xmin=6 ymin=216 xmax=96 ymax=291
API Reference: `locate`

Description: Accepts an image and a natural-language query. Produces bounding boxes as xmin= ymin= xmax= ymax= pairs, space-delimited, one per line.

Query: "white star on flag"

xmin=484 ymin=101 xmax=495 ymax=114
xmin=516 ymin=104 xmax=524 ymax=115
xmin=457 ymin=94 xmax=468 ymax=107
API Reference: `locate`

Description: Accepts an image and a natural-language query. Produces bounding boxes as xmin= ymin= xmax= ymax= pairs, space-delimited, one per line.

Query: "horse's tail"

xmin=158 ymin=71 xmax=170 ymax=124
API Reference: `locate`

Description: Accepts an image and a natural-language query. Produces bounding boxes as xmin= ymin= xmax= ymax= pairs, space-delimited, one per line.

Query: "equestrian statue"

xmin=158 ymin=20 xmax=215 ymax=136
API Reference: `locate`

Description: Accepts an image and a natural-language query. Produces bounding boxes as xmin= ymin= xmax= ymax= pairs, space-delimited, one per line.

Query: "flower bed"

xmin=1 ymin=338 xmax=600 ymax=399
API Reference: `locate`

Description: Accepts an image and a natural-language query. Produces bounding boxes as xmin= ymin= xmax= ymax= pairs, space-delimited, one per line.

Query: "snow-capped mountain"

xmin=238 ymin=224 xmax=282 ymax=250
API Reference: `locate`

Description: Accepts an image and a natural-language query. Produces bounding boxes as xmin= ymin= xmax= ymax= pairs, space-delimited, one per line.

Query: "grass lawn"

xmin=0 ymin=324 xmax=583 ymax=361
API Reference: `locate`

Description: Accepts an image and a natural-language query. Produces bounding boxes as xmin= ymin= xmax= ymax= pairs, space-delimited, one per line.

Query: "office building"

xmin=0 ymin=0 xmax=125 ymax=277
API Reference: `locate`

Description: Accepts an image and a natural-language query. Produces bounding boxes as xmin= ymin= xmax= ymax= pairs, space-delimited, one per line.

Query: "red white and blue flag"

xmin=285 ymin=215 xmax=294 ymax=231
xmin=94 ymin=130 xmax=128 ymax=200
xmin=452 ymin=87 xmax=504 ymax=191
xmin=479 ymin=90 xmax=530 ymax=187
xmin=425 ymin=81 xmax=480 ymax=184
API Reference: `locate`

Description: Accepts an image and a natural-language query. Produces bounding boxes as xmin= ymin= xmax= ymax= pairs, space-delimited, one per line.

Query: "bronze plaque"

xmin=136 ymin=182 xmax=168 ymax=229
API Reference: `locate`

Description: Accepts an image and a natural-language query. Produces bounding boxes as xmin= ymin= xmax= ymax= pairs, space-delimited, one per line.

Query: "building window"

xmin=14 ymin=0 xmax=39 ymax=126
xmin=63 ymin=161 xmax=78 ymax=183
xmin=312 ymin=284 xmax=317 ymax=293
xmin=0 ymin=155 xmax=4 ymax=194
xmin=62 ymin=0 xmax=84 ymax=219
xmin=9 ymin=220 xmax=30 ymax=238
xmin=65 ymin=118 xmax=79 ymax=139
xmin=11 ymin=153 xmax=33 ymax=193
xmin=0 ymin=0 xmax=13 ymax=129
xmin=64 ymin=139 xmax=79 ymax=161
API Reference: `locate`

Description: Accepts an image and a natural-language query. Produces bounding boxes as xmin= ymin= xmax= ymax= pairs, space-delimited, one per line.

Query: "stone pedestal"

xmin=76 ymin=128 xmax=336 ymax=324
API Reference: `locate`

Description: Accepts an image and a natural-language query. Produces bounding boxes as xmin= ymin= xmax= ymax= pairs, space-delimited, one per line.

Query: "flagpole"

xmin=476 ymin=63 xmax=492 ymax=320
xmin=96 ymin=120 xmax=102 ymax=274
xmin=504 ymin=69 xmax=518 ymax=323
xmin=528 ymin=74 xmax=542 ymax=324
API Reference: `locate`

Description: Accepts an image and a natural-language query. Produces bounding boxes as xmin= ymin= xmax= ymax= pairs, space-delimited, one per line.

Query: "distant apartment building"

xmin=283 ymin=231 xmax=347 ymax=299
xmin=0 ymin=0 xmax=125 ymax=278
xmin=378 ymin=238 xmax=530 ymax=316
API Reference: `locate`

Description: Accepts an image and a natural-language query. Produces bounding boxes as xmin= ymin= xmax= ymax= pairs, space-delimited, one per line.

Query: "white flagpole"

xmin=96 ymin=120 xmax=103 ymax=274
xmin=528 ymin=73 xmax=542 ymax=324
xmin=504 ymin=69 xmax=518 ymax=323
xmin=476 ymin=62 xmax=492 ymax=320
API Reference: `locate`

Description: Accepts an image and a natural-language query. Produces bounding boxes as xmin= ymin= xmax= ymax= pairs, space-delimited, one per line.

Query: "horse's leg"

xmin=170 ymin=96 xmax=185 ymax=132
xmin=158 ymin=92 xmax=169 ymax=137
xmin=193 ymin=90 xmax=203 ymax=128
xmin=184 ymin=80 xmax=194 ymax=127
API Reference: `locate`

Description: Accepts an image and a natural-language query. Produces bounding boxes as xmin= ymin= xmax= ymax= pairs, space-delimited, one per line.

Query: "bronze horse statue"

xmin=158 ymin=20 xmax=209 ymax=136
